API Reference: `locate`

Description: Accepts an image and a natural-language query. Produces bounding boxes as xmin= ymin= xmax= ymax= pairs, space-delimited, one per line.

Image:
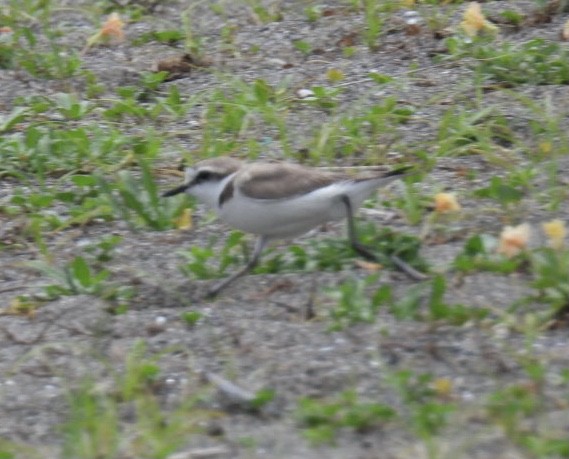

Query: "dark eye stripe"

xmin=195 ymin=171 xmax=226 ymax=183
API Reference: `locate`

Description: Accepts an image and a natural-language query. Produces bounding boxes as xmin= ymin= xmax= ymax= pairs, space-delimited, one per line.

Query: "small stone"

xmin=296 ymin=88 xmax=315 ymax=99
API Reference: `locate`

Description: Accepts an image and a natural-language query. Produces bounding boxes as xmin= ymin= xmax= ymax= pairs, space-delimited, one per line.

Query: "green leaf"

xmin=71 ymin=257 xmax=91 ymax=288
xmin=463 ymin=235 xmax=484 ymax=256
xmin=253 ymin=79 xmax=272 ymax=104
xmin=0 ymin=107 xmax=28 ymax=133
xmin=430 ymin=274 xmax=446 ymax=305
xmin=140 ymin=160 xmax=160 ymax=212
xmin=71 ymin=175 xmax=97 ymax=187
xmin=368 ymin=72 xmax=393 ymax=84
xmin=250 ymin=388 xmax=276 ymax=409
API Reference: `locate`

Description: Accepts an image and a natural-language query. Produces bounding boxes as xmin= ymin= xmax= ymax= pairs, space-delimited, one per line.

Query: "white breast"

xmin=216 ymin=179 xmax=382 ymax=239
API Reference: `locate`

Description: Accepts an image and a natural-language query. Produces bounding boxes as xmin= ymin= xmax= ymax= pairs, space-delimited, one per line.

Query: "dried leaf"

xmin=354 ymin=259 xmax=383 ymax=271
xmin=336 ymin=31 xmax=358 ymax=48
xmin=155 ymin=53 xmax=212 ymax=80
xmin=5 ymin=297 xmax=37 ymax=318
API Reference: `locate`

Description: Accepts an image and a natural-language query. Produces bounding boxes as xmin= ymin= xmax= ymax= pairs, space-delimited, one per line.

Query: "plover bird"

xmin=164 ymin=157 xmax=418 ymax=296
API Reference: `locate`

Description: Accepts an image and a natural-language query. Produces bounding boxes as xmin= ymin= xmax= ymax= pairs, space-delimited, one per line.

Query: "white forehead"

xmin=184 ymin=167 xmax=198 ymax=182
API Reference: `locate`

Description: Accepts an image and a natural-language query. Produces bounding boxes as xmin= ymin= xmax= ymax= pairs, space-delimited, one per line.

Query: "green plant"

xmin=523 ymin=437 xmax=569 ymax=457
xmin=120 ymin=341 xmax=162 ymax=401
xmin=487 ymin=384 xmax=540 ymax=441
xmin=526 ymin=247 xmax=569 ymax=323
xmin=98 ymin=160 xmax=188 ymax=230
xmin=0 ymin=27 xmax=16 ymax=69
xmin=0 ymin=124 xmax=133 ymax=179
xmin=27 ymin=255 xmax=134 ymax=308
xmin=304 ymin=5 xmax=322 ymax=22
xmin=296 ymin=390 xmax=396 ymax=444
xmin=62 ymin=382 xmax=120 ymax=459
xmin=61 ymin=341 xmax=210 ymax=459
xmin=262 ymin=225 xmax=425 ymax=275
xmin=246 ymin=0 xmax=283 ymax=23
xmin=140 ymin=71 xmax=169 ymax=92
xmin=180 ymin=231 xmax=246 ymax=279
xmin=437 ymin=106 xmax=514 ymax=158
xmin=306 ymin=97 xmax=414 ymax=161
xmin=338 ymin=97 xmax=414 ymax=156
xmin=473 ymin=175 xmax=526 ymax=210
xmin=292 ymin=39 xmax=312 ymax=55
xmin=29 ymin=255 xmax=111 ymax=298
xmin=358 ymin=224 xmax=427 ymax=271
xmin=427 ymin=275 xmax=489 ymax=325
xmin=83 ymin=235 xmax=123 ymax=263
xmin=326 ymin=276 xmax=391 ymax=331
xmin=248 ymin=388 xmax=276 ymax=411
xmin=181 ymin=310 xmax=203 ymax=327
xmin=444 ymin=37 xmax=569 ymax=85
xmin=0 ymin=106 xmax=28 ymax=133
xmin=453 ymin=234 xmax=522 ymax=274
xmin=388 ymin=274 xmax=488 ymax=324
xmin=387 ymin=370 xmax=455 ymax=458
xmin=499 ymin=10 xmax=524 ymax=27
xmin=13 ymin=18 xmax=81 ymax=79
xmin=302 ymin=86 xmax=341 ymax=110
xmin=156 ymin=84 xmax=188 ymax=119
xmin=485 ymin=360 xmax=569 ymax=458
xmin=395 ymin=182 xmax=429 ymax=226
xmin=199 ymin=77 xmax=292 ymax=157
xmin=0 ymin=439 xmax=40 ymax=459
xmin=362 ymin=0 xmax=383 ymax=50
xmin=181 ymin=8 xmax=204 ymax=58
xmin=133 ymin=29 xmax=185 ymax=46
xmin=51 ymin=92 xmax=92 ymax=120
xmin=103 ymin=86 xmax=163 ymax=121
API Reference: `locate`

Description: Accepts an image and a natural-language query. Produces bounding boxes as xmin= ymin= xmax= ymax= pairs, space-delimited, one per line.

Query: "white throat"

xmin=188 ymin=172 xmax=236 ymax=210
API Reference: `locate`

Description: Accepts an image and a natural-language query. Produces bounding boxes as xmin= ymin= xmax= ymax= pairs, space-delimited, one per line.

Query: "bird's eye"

xmin=195 ymin=170 xmax=211 ymax=183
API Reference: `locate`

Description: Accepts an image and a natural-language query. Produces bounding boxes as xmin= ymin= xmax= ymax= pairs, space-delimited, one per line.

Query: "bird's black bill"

xmin=162 ymin=184 xmax=189 ymax=197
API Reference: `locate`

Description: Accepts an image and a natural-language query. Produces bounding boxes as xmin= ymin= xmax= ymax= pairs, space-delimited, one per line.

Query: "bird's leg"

xmin=207 ymin=235 xmax=268 ymax=298
xmin=341 ymin=195 xmax=378 ymax=261
xmin=341 ymin=195 xmax=428 ymax=281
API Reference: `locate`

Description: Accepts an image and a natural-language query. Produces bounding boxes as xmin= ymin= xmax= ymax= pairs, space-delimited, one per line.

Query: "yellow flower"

xmin=542 ymin=219 xmax=566 ymax=250
xmin=460 ymin=2 xmax=499 ymax=37
xmin=497 ymin=223 xmax=531 ymax=258
xmin=433 ymin=378 xmax=453 ymax=398
xmin=100 ymin=12 xmax=125 ymax=42
xmin=85 ymin=12 xmax=125 ymax=50
xmin=434 ymin=192 xmax=461 ymax=213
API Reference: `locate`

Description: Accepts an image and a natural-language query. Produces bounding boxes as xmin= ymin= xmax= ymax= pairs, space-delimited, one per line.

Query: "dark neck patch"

xmin=218 ymin=178 xmax=235 ymax=207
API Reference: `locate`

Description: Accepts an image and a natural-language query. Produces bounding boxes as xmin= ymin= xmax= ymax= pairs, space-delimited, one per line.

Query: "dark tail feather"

xmin=384 ymin=165 xmax=414 ymax=177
